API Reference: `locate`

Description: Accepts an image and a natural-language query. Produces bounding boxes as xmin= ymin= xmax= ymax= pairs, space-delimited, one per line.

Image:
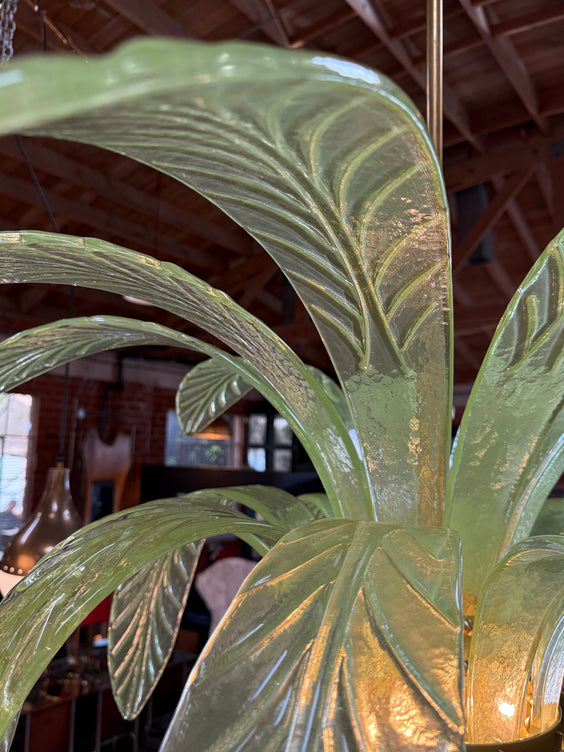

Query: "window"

xmin=246 ymin=411 xmax=295 ymax=472
xmin=0 ymin=393 xmax=33 ymax=517
xmin=164 ymin=410 xmax=233 ymax=467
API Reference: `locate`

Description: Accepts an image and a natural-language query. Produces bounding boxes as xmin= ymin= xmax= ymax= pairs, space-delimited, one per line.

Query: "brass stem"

xmin=426 ymin=0 xmax=443 ymax=165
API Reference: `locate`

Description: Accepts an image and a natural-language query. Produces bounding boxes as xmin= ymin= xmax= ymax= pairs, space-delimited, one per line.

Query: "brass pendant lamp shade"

xmin=195 ymin=417 xmax=232 ymax=441
xmin=0 ymin=464 xmax=82 ymax=596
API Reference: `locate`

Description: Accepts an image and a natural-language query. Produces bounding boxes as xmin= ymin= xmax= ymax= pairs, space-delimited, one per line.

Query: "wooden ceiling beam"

xmin=491 ymin=7 xmax=564 ymax=37
xmin=101 ymin=0 xmax=189 ymax=37
xmin=389 ymin=7 xmax=465 ymax=40
xmin=0 ymin=139 xmax=250 ymax=257
xmin=15 ymin=0 xmax=93 ymax=56
xmin=344 ymin=0 xmax=483 ymax=152
xmin=536 ymin=163 xmax=554 ymax=218
xmin=454 ymin=338 xmax=483 ymax=372
xmin=18 ymin=286 xmax=50 ymax=314
xmin=211 ymin=253 xmax=276 ymax=296
xmin=457 ymin=0 xmax=547 ymax=132
xmin=483 ymin=259 xmax=515 ymax=299
xmin=444 ymin=138 xmax=547 ymax=192
xmin=490 ymin=175 xmax=540 ymax=263
xmin=550 ymin=160 xmax=564 ymax=235
xmin=273 ymin=321 xmax=319 ymax=345
xmin=238 ymin=266 xmax=279 ymax=309
xmin=455 ymin=300 xmax=508 ymax=332
xmin=505 ymin=201 xmax=541 ymax=263
xmin=290 ymin=8 xmax=357 ymax=48
xmin=229 ymin=0 xmax=290 ymax=46
xmin=0 ymin=172 xmax=224 ymax=272
xmin=256 ymin=289 xmax=283 ymax=316
xmin=412 ymin=36 xmax=483 ymax=67
xmin=452 ymin=167 xmax=535 ymax=275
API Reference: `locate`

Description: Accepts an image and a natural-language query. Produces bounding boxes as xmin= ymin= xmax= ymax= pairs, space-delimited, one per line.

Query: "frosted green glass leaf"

xmin=108 ymin=542 xmax=203 ymax=720
xmin=466 ymin=536 xmax=564 ymax=743
xmin=447 ymin=230 xmax=564 ymax=604
xmin=0 ymin=496 xmax=281 ymax=736
xmin=176 ymin=360 xmax=253 ymax=436
xmin=188 ymin=485 xmax=323 ymax=531
xmin=161 ymin=519 xmax=464 ymax=752
xmin=0 ymin=713 xmax=18 ymax=752
xmin=531 ymin=498 xmax=564 ymax=535
xmin=0 ymin=315 xmax=247 ymax=391
xmin=308 ymin=366 xmax=354 ymax=433
xmin=177 ymin=358 xmax=354 ymax=442
xmin=297 ymin=492 xmax=333 ymax=518
xmin=0 ymin=39 xmax=451 ymax=525
xmin=0 ymin=233 xmax=368 ymax=520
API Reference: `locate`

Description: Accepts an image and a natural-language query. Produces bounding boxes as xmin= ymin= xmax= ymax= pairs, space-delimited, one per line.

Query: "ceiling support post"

xmin=427 ymin=0 xmax=443 ymax=165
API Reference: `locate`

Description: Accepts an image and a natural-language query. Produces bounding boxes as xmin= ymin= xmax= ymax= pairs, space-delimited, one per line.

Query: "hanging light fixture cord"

xmin=15 ymin=135 xmax=75 ymax=465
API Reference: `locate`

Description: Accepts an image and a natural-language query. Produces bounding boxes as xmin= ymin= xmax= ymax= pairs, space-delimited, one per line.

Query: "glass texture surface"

xmin=162 ymin=520 xmax=464 ymax=752
xmin=175 ymin=359 xmax=253 ymax=437
xmin=466 ymin=537 xmax=564 ymax=743
xmin=108 ymin=542 xmax=203 ymax=719
xmin=0 ymin=38 xmax=562 ymax=752
xmin=273 ymin=415 xmax=293 ymax=446
xmin=446 ymin=230 xmax=564 ymax=604
xmin=0 ymin=494 xmax=282 ymax=735
xmin=248 ymin=414 xmax=267 ymax=446
xmin=0 ymin=39 xmax=452 ymax=525
xmin=531 ymin=498 xmax=564 ymax=535
xmin=186 ymin=486 xmax=324 ymax=532
xmin=0 ymin=712 xmax=18 ymax=752
xmin=0 ymin=247 xmax=366 ymax=520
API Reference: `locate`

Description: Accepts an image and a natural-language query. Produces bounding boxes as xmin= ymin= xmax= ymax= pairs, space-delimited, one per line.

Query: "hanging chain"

xmin=0 ymin=0 xmax=18 ymax=63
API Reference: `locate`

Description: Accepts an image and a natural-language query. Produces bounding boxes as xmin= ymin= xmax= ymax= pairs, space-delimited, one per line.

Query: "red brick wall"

xmin=14 ymin=372 xmax=176 ymax=519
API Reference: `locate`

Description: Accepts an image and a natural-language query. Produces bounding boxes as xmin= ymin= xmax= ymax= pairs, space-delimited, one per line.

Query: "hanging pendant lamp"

xmin=0 ymin=463 xmax=82 ymax=596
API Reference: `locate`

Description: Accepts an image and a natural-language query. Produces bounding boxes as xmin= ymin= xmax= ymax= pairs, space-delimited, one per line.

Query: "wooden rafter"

xmin=230 ymin=0 xmax=291 ymax=45
xmin=290 ymin=7 xmax=357 ymax=48
xmin=2 ymin=0 xmax=562 ymax=389
xmin=344 ymin=0 xmax=483 ymax=152
xmin=0 ymin=139 xmax=250 ymax=257
xmin=445 ymin=138 xmax=548 ymax=192
xmin=492 ymin=7 xmax=564 ymax=37
xmin=491 ymin=175 xmax=539 ymax=264
xmin=453 ymin=167 xmax=535 ymax=275
xmin=101 ymin=0 xmax=189 ymax=37
xmin=0 ymin=171 xmax=224 ymax=272
xmin=457 ymin=0 xmax=547 ymax=132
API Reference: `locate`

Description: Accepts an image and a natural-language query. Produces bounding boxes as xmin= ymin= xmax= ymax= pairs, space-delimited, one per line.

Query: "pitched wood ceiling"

xmin=1 ymin=0 xmax=563 ymax=403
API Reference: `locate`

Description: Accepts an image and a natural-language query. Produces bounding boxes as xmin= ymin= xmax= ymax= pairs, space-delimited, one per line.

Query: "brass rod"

xmin=426 ymin=0 xmax=443 ymax=165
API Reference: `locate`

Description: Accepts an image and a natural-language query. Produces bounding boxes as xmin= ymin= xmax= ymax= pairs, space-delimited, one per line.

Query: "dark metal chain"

xmin=0 ymin=0 xmax=18 ymax=63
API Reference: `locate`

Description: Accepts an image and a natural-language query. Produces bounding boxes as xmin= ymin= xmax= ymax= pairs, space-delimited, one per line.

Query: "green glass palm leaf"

xmin=0 ymin=315 xmax=245 ymax=391
xmin=0 ymin=496 xmax=282 ymax=736
xmin=0 ymin=39 xmax=451 ymax=525
xmin=446 ymin=230 xmax=564 ymax=603
xmin=176 ymin=360 xmax=352 ymax=438
xmin=466 ymin=537 xmax=564 ymax=743
xmin=0 ymin=234 xmax=367 ymax=518
xmin=108 ymin=543 xmax=203 ymax=720
xmin=176 ymin=361 xmax=253 ymax=436
xmin=298 ymin=492 xmax=334 ymax=518
xmin=161 ymin=519 xmax=464 ymax=752
xmin=108 ymin=484 xmax=324 ymax=720
xmin=531 ymin=498 xmax=564 ymax=535
xmin=0 ymin=715 xmax=18 ymax=752
xmin=187 ymin=486 xmax=326 ymax=530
